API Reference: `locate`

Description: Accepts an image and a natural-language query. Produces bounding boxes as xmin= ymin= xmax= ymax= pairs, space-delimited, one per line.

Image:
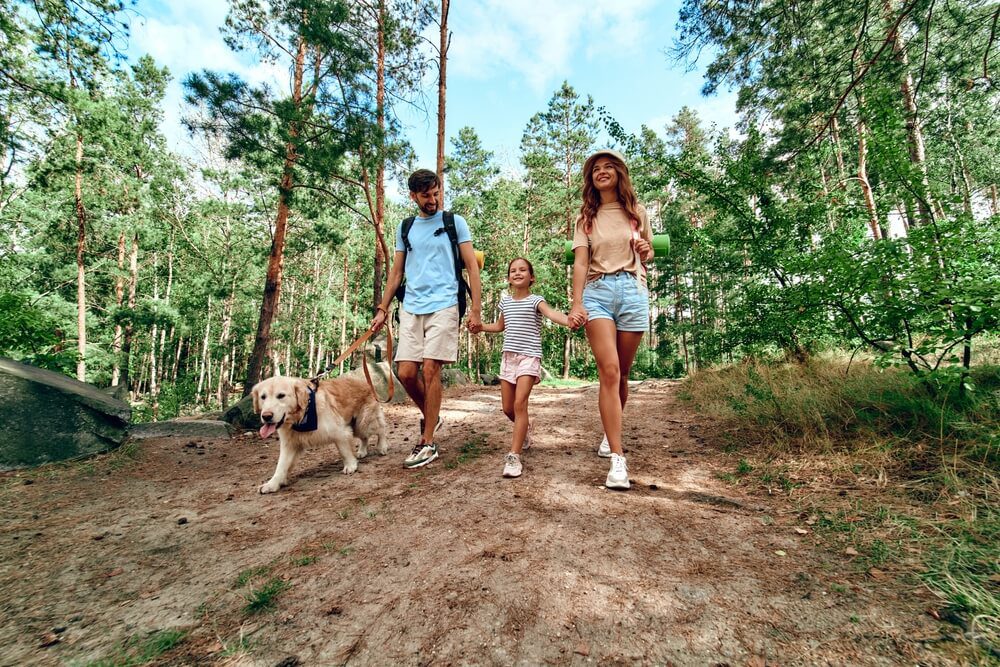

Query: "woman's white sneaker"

xmin=502 ymin=452 xmax=522 ymax=478
xmin=605 ymin=453 xmax=630 ymax=489
xmin=597 ymin=434 xmax=612 ymax=458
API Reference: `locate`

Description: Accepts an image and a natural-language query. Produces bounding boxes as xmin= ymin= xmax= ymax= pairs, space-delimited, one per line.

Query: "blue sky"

xmin=127 ymin=0 xmax=738 ymax=176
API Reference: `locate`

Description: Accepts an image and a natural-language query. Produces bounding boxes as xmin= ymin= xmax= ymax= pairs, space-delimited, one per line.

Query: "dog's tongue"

xmin=259 ymin=423 xmax=278 ymax=439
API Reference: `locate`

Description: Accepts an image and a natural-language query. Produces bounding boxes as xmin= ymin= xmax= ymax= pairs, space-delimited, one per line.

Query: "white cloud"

xmin=449 ymin=0 xmax=656 ymax=94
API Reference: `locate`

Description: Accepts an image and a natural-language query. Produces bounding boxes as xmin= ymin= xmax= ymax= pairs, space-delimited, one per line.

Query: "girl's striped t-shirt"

xmin=499 ymin=294 xmax=545 ymax=358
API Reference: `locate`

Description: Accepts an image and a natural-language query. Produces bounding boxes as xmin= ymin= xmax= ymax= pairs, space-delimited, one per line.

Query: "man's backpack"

xmin=394 ymin=210 xmax=472 ymax=321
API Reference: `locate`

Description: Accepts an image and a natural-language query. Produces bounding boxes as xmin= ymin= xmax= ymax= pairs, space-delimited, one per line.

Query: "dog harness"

xmin=291 ymin=387 xmax=319 ymax=432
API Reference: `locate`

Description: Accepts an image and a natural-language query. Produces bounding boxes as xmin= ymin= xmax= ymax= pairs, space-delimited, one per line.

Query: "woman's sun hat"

xmin=586 ymin=148 xmax=628 ymax=170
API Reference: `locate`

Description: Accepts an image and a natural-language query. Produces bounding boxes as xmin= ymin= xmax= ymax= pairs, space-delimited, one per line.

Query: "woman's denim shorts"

xmin=582 ymin=272 xmax=649 ymax=332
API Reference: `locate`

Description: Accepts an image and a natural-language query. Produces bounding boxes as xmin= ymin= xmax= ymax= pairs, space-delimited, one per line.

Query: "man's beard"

xmin=420 ymin=201 xmax=438 ymax=216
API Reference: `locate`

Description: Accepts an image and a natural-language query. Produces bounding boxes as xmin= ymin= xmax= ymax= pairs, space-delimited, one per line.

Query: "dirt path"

xmin=0 ymin=380 xmax=960 ymax=666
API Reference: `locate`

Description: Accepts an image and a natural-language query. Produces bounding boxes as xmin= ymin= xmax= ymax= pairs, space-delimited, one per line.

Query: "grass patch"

xmin=539 ymin=377 xmax=590 ymax=388
xmin=444 ymin=435 xmax=487 ymax=469
xmin=291 ymin=555 xmax=317 ymax=567
xmin=682 ymin=356 xmax=1000 ymax=655
xmin=86 ymin=629 xmax=187 ymax=666
xmin=242 ymin=577 xmax=290 ymax=615
xmin=233 ymin=565 xmax=271 ymax=589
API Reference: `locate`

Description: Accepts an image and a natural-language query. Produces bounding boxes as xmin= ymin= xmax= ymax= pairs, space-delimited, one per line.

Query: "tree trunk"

xmin=436 ymin=0 xmax=450 ymax=188
xmin=243 ymin=33 xmax=307 ymax=396
xmin=373 ymin=0 xmax=388 ymax=309
xmin=885 ymin=0 xmax=936 ymax=225
xmin=122 ymin=233 xmax=139 ymax=394
xmin=74 ymin=132 xmax=87 ymax=382
xmin=111 ymin=230 xmax=125 ymax=386
xmin=216 ymin=276 xmax=236 ymax=408
xmin=197 ymin=296 xmax=212 ymax=403
xmin=340 ymin=252 xmax=349 ymax=374
xmin=149 ymin=252 xmax=159 ymax=420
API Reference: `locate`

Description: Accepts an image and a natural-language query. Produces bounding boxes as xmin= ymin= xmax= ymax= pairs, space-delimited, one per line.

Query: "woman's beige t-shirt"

xmin=571 ymin=202 xmax=653 ymax=284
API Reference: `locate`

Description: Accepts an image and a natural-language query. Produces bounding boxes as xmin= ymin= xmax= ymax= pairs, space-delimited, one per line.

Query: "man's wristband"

xmin=375 ymin=304 xmax=388 ymax=316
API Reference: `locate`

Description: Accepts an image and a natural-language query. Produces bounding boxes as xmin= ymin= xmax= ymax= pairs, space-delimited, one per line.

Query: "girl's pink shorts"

xmin=499 ymin=351 xmax=541 ymax=384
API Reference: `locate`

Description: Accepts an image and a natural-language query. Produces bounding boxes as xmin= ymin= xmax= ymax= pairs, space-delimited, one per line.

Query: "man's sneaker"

xmin=597 ymin=434 xmax=612 ymax=458
xmin=605 ymin=453 xmax=630 ymax=490
xmin=502 ymin=452 xmax=522 ymax=478
xmin=419 ymin=415 xmax=445 ymax=440
xmin=404 ymin=441 xmax=438 ymax=469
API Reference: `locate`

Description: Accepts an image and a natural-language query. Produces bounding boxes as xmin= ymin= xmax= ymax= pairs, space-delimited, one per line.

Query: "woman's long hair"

xmin=578 ymin=152 xmax=641 ymax=234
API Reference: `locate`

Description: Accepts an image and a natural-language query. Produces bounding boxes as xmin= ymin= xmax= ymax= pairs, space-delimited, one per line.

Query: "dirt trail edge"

xmin=1 ymin=380 xmax=954 ymax=666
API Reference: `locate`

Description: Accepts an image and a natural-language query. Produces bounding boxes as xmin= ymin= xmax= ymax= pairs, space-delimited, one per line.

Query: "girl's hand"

xmin=568 ymin=304 xmax=587 ymax=330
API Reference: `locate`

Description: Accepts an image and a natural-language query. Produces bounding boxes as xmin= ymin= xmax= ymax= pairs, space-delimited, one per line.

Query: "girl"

xmin=481 ymin=258 xmax=570 ymax=478
xmin=568 ymin=149 xmax=654 ymax=490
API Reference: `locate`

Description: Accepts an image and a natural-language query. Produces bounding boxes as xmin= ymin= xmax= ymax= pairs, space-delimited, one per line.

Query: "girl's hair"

xmin=507 ymin=257 xmax=535 ymax=286
xmin=578 ymin=152 xmax=641 ymax=234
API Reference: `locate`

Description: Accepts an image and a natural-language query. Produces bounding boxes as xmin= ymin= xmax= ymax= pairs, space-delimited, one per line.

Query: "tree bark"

xmin=436 ymin=0 xmax=450 ymax=189
xmin=122 ymin=233 xmax=139 ymax=394
xmin=74 ymin=131 xmax=87 ymax=382
xmin=111 ymin=230 xmax=125 ymax=386
xmin=243 ymin=32 xmax=307 ymax=396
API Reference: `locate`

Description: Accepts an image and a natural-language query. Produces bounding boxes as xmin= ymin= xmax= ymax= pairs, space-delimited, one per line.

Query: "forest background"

xmin=1 ymin=0 xmax=999 ymax=655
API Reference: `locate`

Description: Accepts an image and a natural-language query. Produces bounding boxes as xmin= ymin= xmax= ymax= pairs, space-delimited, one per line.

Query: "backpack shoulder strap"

xmin=400 ymin=216 xmax=416 ymax=253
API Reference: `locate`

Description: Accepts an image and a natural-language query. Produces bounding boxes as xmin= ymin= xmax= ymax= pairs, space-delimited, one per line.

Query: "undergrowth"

xmin=681 ymin=355 xmax=1000 ymax=658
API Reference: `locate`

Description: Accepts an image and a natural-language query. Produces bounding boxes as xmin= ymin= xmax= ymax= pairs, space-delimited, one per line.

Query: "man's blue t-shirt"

xmin=395 ymin=211 xmax=472 ymax=315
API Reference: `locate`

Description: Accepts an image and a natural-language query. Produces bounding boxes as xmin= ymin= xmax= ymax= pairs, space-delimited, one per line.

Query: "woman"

xmin=568 ymin=149 xmax=654 ymax=490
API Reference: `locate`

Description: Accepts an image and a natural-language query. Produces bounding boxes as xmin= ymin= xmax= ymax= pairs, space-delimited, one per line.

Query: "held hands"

xmin=567 ymin=304 xmax=588 ymax=330
xmin=466 ymin=309 xmax=482 ymax=334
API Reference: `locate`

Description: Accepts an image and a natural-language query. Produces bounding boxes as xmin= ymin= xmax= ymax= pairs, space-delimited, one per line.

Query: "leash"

xmin=311 ymin=316 xmax=394 ymax=403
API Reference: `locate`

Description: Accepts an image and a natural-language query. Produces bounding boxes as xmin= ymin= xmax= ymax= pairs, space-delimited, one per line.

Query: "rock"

xmin=130 ymin=420 xmax=235 ymax=440
xmin=0 ymin=357 xmax=130 ymax=470
xmin=221 ymin=395 xmax=259 ymax=429
xmin=441 ymin=368 xmax=469 ymax=387
xmin=345 ymin=361 xmax=408 ymax=404
xmin=478 ymin=372 xmax=500 ymax=386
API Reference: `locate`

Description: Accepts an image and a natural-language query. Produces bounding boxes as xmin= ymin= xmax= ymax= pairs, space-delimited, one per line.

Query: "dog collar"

xmin=291 ymin=387 xmax=319 ymax=432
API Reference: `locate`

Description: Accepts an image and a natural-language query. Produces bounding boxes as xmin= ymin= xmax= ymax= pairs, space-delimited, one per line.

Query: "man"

xmin=370 ymin=169 xmax=482 ymax=468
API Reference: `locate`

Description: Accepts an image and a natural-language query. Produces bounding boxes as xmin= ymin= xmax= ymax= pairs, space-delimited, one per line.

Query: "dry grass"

xmin=680 ymin=354 xmax=1000 ymax=659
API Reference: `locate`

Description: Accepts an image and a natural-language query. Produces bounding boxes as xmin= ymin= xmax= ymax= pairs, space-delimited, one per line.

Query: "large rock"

xmin=0 ymin=357 xmax=131 ymax=469
xmin=345 ymin=361 xmax=408 ymax=404
xmin=222 ymin=395 xmax=259 ymax=430
xmin=130 ymin=419 xmax=235 ymax=440
xmin=441 ymin=368 xmax=469 ymax=387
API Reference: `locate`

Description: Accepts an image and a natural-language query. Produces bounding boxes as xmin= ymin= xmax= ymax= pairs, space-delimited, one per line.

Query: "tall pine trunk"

xmin=74 ymin=131 xmax=87 ymax=382
xmin=436 ymin=0 xmax=450 ymax=186
xmin=243 ymin=33 xmax=307 ymax=395
xmin=111 ymin=230 xmax=126 ymax=386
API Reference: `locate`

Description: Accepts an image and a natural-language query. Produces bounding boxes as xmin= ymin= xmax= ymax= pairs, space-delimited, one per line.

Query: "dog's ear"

xmin=294 ymin=379 xmax=311 ymax=413
xmin=251 ymin=384 xmax=261 ymax=414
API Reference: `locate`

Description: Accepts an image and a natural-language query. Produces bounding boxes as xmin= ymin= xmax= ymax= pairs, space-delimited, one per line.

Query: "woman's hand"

xmin=568 ymin=304 xmax=588 ymax=330
xmin=633 ymin=236 xmax=653 ymax=262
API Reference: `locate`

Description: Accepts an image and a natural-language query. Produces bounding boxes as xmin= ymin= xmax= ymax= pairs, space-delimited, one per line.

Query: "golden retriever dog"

xmin=251 ymin=375 xmax=387 ymax=494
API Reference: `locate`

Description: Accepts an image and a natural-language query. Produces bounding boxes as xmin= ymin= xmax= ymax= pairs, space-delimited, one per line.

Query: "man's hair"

xmin=408 ymin=169 xmax=440 ymax=193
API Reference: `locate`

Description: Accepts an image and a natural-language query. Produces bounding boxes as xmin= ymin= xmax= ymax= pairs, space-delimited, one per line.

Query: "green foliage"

xmin=242 ymin=577 xmax=290 ymax=615
xmin=0 ymin=292 xmax=77 ymax=371
xmin=85 ymin=628 xmax=187 ymax=667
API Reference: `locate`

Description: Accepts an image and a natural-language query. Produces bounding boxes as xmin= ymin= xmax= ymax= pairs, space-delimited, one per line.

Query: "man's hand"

xmin=370 ymin=307 xmax=388 ymax=332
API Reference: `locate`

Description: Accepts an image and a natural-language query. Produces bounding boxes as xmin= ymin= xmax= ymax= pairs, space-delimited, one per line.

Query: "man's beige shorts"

xmin=395 ymin=305 xmax=459 ymax=363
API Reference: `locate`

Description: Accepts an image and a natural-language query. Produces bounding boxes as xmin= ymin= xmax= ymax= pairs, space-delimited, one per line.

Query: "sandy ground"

xmin=0 ymin=380 xmax=974 ymax=666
